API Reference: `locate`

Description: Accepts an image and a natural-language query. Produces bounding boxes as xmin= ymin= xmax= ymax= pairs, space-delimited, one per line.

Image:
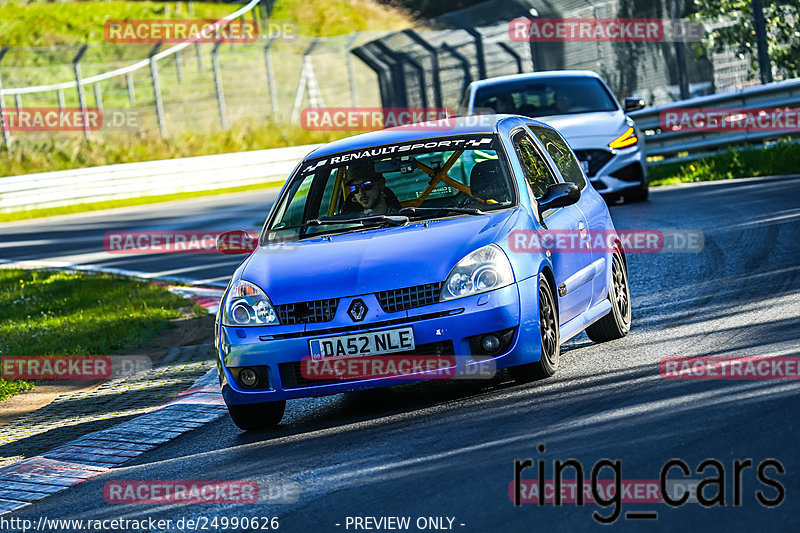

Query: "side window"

xmin=512 ymin=131 xmax=557 ymax=198
xmin=530 ymin=126 xmax=587 ymax=189
xmin=272 ymin=172 xmax=316 ymax=229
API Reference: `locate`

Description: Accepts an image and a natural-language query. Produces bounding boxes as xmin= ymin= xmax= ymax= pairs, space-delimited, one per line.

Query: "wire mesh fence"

xmin=0 ymin=4 xmax=386 ymax=150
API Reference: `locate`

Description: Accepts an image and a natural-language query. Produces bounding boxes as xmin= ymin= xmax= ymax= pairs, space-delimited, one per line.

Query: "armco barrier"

xmin=0 ymin=143 xmax=322 ymax=213
xmin=630 ymin=78 xmax=800 ymax=162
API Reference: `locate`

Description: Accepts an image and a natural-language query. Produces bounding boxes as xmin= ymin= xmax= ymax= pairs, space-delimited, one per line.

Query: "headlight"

xmin=441 ymin=244 xmax=514 ymax=302
xmin=221 ymin=280 xmax=279 ymax=326
xmin=609 ymin=127 xmax=638 ymax=149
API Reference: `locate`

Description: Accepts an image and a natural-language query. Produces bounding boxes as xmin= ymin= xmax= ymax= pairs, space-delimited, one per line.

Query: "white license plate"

xmin=580 ymin=160 xmax=590 ymax=174
xmin=308 ymin=327 xmax=415 ymax=360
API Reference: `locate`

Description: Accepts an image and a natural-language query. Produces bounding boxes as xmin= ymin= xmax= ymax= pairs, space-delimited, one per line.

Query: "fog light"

xmin=481 ymin=335 xmax=501 ymax=353
xmin=239 ymin=368 xmax=258 ymax=388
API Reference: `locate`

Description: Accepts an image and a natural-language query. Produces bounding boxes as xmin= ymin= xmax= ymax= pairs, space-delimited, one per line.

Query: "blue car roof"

xmin=307 ymin=115 xmax=525 ymax=159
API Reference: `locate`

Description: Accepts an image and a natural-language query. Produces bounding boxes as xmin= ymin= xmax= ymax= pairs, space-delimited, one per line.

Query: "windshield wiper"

xmin=305 ymin=214 xmax=410 ymax=227
xmin=398 ymin=206 xmax=485 ymax=216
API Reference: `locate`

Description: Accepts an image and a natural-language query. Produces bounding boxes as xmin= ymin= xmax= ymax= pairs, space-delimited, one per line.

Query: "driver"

xmin=342 ymin=161 xmax=401 ymax=215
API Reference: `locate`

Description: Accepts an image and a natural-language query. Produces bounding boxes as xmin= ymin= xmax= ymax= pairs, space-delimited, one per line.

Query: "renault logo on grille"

xmin=347 ymin=299 xmax=368 ymax=322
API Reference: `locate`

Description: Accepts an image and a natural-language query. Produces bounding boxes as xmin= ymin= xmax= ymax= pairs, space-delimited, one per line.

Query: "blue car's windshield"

xmin=265 ymin=134 xmax=516 ymax=241
xmin=472 ymin=77 xmax=618 ymax=117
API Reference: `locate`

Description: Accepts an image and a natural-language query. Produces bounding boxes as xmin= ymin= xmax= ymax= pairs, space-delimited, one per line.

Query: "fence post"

xmin=498 ymin=42 xmax=523 ymax=74
xmin=447 ymin=14 xmax=486 ymax=81
xmin=291 ymin=39 xmax=321 ymax=123
xmin=212 ymin=41 xmax=229 ymax=130
xmin=440 ymin=43 xmax=472 ymax=98
xmin=195 ymin=42 xmax=203 ymax=72
xmin=402 ymin=29 xmax=443 ymax=109
xmin=672 ymin=0 xmax=690 ymax=99
xmin=93 ymin=83 xmax=103 ymax=112
xmin=346 ymin=32 xmax=361 ymax=107
xmin=0 ymin=46 xmax=11 ymax=149
xmin=350 ymin=45 xmax=395 ymax=109
xmin=752 ymin=0 xmax=773 ymax=84
xmin=175 ymin=51 xmax=184 ymax=83
xmin=373 ymin=41 xmax=409 ymax=108
xmin=264 ymin=35 xmax=279 ymax=118
xmin=126 ymin=72 xmax=136 ymax=104
xmin=57 ymin=89 xmax=65 ymax=112
xmin=149 ymin=42 xmax=168 ymax=139
xmin=73 ymin=44 xmax=90 ymax=140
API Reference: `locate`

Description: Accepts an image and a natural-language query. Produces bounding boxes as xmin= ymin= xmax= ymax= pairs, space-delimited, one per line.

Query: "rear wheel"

xmin=227 ymin=400 xmax=286 ymax=431
xmin=510 ymin=275 xmax=559 ymax=383
xmin=586 ymin=250 xmax=631 ymax=342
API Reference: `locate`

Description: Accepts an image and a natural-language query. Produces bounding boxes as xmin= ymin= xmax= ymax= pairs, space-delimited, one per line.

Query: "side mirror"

xmin=216 ymin=230 xmax=258 ymax=255
xmin=537 ymin=182 xmax=580 ymax=217
xmin=624 ymin=97 xmax=646 ymax=112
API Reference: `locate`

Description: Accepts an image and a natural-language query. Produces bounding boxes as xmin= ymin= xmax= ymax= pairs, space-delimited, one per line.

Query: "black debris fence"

xmin=351 ymin=0 xmax=761 ymax=110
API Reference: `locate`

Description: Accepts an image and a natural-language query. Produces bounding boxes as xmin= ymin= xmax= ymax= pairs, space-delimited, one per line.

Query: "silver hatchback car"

xmin=462 ymin=70 xmax=648 ymax=203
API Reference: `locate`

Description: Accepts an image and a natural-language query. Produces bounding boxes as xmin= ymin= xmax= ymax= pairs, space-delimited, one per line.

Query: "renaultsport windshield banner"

xmin=300 ymin=135 xmax=497 ymax=174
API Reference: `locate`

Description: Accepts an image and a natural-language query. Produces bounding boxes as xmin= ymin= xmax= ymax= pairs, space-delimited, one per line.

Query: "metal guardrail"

xmin=630 ymin=78 xmax=800 ymax=162
xmin=0 ymin=143 xmax=321 ymax=213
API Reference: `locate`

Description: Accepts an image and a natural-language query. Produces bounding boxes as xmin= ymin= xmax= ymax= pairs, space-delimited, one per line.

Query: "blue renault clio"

xmin=215 ymin=115 xmax=631 ymax=430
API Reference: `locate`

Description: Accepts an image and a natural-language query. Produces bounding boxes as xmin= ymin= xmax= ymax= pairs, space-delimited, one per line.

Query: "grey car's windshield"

xmin=264 ymin=135 xmax=516 ymax=241
xmin=473 ymin=77 xmax=618 ymax=117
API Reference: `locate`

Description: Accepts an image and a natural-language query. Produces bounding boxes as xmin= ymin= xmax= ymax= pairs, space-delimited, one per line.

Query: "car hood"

xmin=240 ymin=210 xmax=517 ymax=303
xmin=534 ymin=110 xmax=629 ymax=149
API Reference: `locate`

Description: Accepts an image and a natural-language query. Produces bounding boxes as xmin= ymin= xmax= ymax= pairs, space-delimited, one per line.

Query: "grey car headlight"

xmin=222 ymin=280 xmax=279 ymax=326
xmin=441 ymin=244 xmax=514 ymax=302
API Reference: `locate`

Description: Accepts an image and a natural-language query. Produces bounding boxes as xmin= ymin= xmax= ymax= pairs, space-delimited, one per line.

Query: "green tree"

xmin=691 ymin=0 xmax=800 ymax=80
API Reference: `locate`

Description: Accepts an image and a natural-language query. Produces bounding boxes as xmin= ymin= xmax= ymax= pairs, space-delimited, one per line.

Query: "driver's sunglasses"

xmin=348 ymin=180 xmax=376 ymax=194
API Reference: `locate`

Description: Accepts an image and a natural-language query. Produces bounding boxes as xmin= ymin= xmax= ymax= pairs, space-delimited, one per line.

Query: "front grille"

xmin=376 ymin=282 xmax=443 ymax=313
xmin=275 ymin=299 xmax=338 ymax=325
xmin=278 ymin=340 xmax=455 ymax=389
xmin=574 ymin=149 xmax=614 ymax=177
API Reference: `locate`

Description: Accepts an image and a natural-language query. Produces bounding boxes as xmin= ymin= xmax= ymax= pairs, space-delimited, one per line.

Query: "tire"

xmin=510 ymin=275 xmax=560 ymax=383
xmin=227 ymin=400 xmax=286 ymax=431
xmin=624 ymin=181 xmax=649 ymax=203
xmin=586 ymin=250 xmax=631 ymax=342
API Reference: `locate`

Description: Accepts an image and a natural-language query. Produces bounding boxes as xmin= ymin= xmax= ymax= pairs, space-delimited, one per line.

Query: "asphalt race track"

xmin=3 ymin=174 xmax=800 ymax=531
xmin=0 ymin=190 xmax=280 ymax=287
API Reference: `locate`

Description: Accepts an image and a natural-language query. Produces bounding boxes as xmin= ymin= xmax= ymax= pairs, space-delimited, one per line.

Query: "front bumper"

xmin=575 ymin=144 xmax=647 ymax=196
xmin=216 ymin=280 xmax=540 ymax=404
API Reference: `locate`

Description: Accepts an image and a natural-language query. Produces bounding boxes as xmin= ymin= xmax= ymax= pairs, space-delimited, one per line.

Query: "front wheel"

xmin=586 ymin=249 xmax=631 ymax=342
xmin=510 ymin=275 xmax=559 ymax=383
xmin=624 ymin=179 xmax=649 ymax=203
xmin=227 ymin=400 xmax=286 ymax=431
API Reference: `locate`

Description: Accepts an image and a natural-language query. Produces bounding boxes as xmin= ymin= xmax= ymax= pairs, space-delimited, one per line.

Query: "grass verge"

xmin=0 ymin=0 xmax=414 ymax=50
xmin=0 ymin=268 xmax=205 ymax=402
xmin=648 ymin=141 xmax=800 ymax=186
